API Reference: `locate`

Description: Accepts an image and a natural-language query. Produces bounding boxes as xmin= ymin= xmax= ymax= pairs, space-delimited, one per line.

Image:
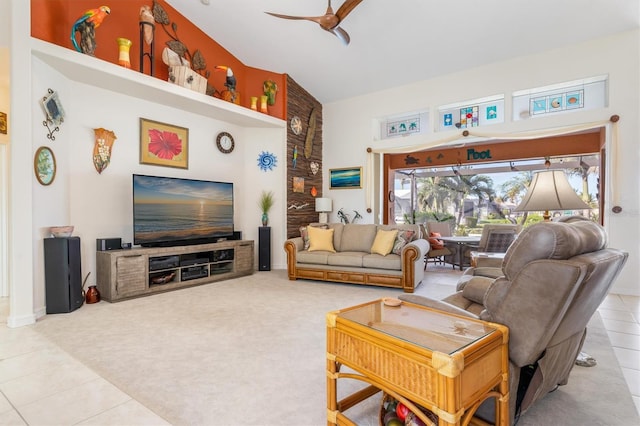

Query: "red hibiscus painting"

xmin=140 ymin=118 xmax=189 ymax=169
xmin=147 ymin=129 xmax=183 ymax=159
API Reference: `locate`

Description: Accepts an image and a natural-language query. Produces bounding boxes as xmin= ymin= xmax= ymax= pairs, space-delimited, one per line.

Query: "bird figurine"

xmin=292 ymin=145 xmax=298 ymax=169
xmin=70 ymin=6 xmax=111 ymax=55
xmin=215 ymin=65 xmax=237 ymax=103
xmin=139 ymin=5 xmax=155 ymax=46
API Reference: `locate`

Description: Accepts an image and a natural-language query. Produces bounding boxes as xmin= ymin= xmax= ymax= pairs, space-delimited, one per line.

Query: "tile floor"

xmin=0 ymin=294 xmax=639 ymax=425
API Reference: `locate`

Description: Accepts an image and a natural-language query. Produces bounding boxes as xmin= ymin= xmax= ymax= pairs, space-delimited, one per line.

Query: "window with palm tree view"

xmin=394 ymin=155 xmax=599 ymax=234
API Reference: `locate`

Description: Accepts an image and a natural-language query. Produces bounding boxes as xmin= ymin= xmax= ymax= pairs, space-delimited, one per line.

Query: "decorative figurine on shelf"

xmin=139 ymin=4 xmax=155 ymax=75
xmin=71 ymin=5 xmax=111 ymax=56
xmin=139 ymin=5 xmax=154 ymax=45
xmin=215 ymin=66 xmax=238 ymax=104
xmin=263 ymin=80 xmax=278 ymax=105
xmin=93 ymin=128 xmax=117 ymax=174
xmin=352 ymin=210 xmax=363 ymax=223
xmin=152 ymin=0 xmax=213 ymax=94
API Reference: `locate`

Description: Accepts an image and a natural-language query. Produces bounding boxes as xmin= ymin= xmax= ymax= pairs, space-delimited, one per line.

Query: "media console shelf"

xmin=96 ymin=240 xmax=254 ymax=302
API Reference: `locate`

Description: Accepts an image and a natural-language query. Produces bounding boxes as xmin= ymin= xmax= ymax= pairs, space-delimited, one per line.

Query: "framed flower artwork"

xmin=34 ymin=146 xmax=56 ymax=186
xmin=139 ymin=118 xmax=188 ymax=169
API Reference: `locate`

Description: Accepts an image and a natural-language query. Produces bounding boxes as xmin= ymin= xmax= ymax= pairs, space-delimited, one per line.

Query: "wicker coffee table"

xmin=326 ymin=299 xmax=509 ymax=426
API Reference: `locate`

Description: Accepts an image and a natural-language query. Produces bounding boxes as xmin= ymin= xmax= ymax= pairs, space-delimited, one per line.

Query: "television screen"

xmin=133 ymin=174 xmax=234 ymax=247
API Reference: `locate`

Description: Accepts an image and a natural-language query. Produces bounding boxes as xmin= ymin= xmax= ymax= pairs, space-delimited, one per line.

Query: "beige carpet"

xmin=31 ymin=268 xmax=639 ymax=425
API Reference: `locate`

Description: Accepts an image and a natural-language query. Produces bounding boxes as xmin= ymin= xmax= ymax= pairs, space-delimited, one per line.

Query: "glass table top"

xmin=336 ymin=299 xmax=496 ymax=354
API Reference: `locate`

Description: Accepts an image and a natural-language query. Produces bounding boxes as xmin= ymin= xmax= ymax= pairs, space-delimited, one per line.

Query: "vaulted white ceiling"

xmin=165 ymin=1 xmax=638 ymax=104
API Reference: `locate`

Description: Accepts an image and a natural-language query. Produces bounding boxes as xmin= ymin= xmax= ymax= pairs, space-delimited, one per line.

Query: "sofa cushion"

xmin=340 ymin=224 xmax=378 ymax=252
xmin=327 ymin=252 xmax=365 ymax=267
xmin=392 ymin=229 xmax=416 ymax=255
xmin=428 ymin=232 xmax=445 ymax=249
xmin=299 ymin=224 xmax=328 ymax=250
xmin=308 ymin=227 xmax=336 ymax=252
xmin=363 ymin=253 xmax=401 ymax=270
xmin=297 ymin=250 xmax=330 ymax=265
xmin=370 ymin=229 xmax=398 ymax=256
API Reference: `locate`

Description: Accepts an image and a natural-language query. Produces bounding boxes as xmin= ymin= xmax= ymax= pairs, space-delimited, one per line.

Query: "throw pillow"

xmin=307 ymin=226 xmax=336 ymax=252
xmin=428 ymin=232 xmax=445 ymax=250
xmin=300 ymin=224 xmax=328 ymax=250
xmin=370 ymin=229 xmax=398 ymax=256
xmin=392 ymin=229 xmax=416 ymax=255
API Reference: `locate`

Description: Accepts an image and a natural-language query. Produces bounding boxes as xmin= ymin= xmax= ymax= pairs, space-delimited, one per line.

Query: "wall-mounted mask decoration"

xmin=93 ymin=128 xmax=117 ymax=174
xmin=309 ymin=161 xmax=319 ymax=175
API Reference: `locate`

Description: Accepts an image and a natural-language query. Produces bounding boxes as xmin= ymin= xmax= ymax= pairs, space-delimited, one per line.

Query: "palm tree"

xmin=566 ymin=158 xmax=593 ymax=203
xmin=417 ymin=176 xmax=450 ymax=213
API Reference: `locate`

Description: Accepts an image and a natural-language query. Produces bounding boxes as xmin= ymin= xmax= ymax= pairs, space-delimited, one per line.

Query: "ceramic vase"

xmin=117 ymin=37 xmax=132 ymax=69
xmin=250 ymin=96 xmax=258 ymax=111
xmin=85 ymin=285 xmax=100 ymax=304
xmin=261 ymin=213 xmax=268 ymax=226
xmin=260 ymin=95 xmax=268 ymax=113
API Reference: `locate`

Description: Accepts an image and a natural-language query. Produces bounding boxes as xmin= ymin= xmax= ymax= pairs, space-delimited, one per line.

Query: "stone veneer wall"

xmin=286 ymin=76 xmax=323 ymax=238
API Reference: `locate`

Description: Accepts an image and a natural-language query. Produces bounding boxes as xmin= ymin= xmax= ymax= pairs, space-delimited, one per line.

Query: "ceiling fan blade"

xmin=264 ymin=11 xmax=324 ymax=25
xmin=335 ymin=0 xmax=363 ymax=22
xmin=329 ymin=26 xmax=351 ymax=45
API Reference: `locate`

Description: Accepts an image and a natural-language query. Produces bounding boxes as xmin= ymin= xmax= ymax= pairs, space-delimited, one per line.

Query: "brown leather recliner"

xmin=400 ymin=220 xmax=628 ymax=422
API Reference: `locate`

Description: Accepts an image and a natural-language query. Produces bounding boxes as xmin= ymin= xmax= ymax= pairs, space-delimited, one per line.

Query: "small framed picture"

xmin=41 ymin=90 xmax=65 ymax=126
xmin=292 ymin=176 xmax=305 ymax=193
xmin=140 ymin=118 xmax=189 ymax=169
xmin=34 ymin=146 xmax=56 ymax=186
xmin=330 ymin=167 xmax=362 ymax=189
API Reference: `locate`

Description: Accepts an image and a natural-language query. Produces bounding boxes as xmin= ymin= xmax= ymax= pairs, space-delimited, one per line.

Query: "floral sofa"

xmin=284 ymin=223 xmax=429 ymax=293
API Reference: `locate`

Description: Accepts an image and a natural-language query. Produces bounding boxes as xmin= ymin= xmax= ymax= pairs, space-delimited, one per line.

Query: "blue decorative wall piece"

xmin=257 ymin=151 xmax=277 ymax=171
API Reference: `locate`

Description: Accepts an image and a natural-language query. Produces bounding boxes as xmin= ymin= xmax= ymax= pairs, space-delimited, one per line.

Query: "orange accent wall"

xmin=31 ymin=0 xmax=285 ymax=120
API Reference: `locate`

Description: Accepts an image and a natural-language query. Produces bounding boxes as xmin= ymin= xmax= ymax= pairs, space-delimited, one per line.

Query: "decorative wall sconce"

xmin=93 ymin=128 xmax=117 ymax=174
xmin=41 ymin=89 xmax=65 ymax=140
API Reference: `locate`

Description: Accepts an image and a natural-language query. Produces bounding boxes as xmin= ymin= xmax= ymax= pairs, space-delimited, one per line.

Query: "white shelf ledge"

xmin=31 ymin=38 xmax=285 ymax=129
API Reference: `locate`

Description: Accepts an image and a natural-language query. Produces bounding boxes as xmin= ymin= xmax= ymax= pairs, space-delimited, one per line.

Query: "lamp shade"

xmin=515 ymin=170 xmax=590 ymax=216
xmin=315 ymin=198 xmax=332 ymax=213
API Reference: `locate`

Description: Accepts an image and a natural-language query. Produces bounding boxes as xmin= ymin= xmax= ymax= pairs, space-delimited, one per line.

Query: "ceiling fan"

xmin=265 ymin=0 xmax=364 ymax=45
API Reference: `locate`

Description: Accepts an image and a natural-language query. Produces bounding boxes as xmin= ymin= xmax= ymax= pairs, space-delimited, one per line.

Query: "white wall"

xmin=323 ymin=30 xmax=640 ymax=296
xmin=29 ymin=58 xmax=288 ymax=314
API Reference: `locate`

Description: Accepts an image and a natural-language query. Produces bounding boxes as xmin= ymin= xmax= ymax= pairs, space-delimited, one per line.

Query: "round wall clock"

xmin=290 ymin=116 xmax=302 ymax=135
xmin=216 ymin=131 xmax=235 ymax=154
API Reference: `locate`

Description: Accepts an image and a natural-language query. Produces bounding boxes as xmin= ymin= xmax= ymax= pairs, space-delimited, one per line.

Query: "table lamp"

xmin=315 ymin=198 xmax=332 ymax=223
xmin=514 ymin=170 xmax=590 ymax=221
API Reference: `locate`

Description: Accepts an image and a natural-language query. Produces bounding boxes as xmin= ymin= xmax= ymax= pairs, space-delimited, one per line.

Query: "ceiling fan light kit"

xmin=265 ymin=0 xmax=363 ymax=45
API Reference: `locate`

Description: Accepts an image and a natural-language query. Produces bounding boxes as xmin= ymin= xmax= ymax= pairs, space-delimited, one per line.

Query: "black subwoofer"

xmin=44 ymin=237 xmax=84 ymax=314
xmin=258 ymin=226 xmax=271 ymax=271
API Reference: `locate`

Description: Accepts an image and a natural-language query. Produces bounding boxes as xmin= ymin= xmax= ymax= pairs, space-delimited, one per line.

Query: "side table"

xmin=326 ymin=299 xmax=509 ymax=425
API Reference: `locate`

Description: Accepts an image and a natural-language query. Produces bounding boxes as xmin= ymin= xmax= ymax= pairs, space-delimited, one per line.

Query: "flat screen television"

xmin=133 ymin=174 xmax=234 ymax=247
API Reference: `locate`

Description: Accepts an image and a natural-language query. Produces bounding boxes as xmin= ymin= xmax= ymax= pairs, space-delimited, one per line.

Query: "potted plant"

xmin=259 ymin=190 xmax=274 ymax=226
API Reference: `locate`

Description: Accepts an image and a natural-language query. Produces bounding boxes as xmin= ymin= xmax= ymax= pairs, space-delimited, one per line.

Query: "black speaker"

xmin=231 ymin=231 xmax=242 ymax=240
xmin=96 ymin=237 xmax=122 ymax=251
xmin=44 ymin=237 xmax=84 ymax=314
xmin=258 ymin=226 xmax=271 ymax=271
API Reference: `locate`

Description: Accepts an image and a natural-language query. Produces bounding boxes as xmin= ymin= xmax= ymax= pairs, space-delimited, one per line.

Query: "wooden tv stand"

xmin=96 ymin=240 xmax=254 ymax=302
